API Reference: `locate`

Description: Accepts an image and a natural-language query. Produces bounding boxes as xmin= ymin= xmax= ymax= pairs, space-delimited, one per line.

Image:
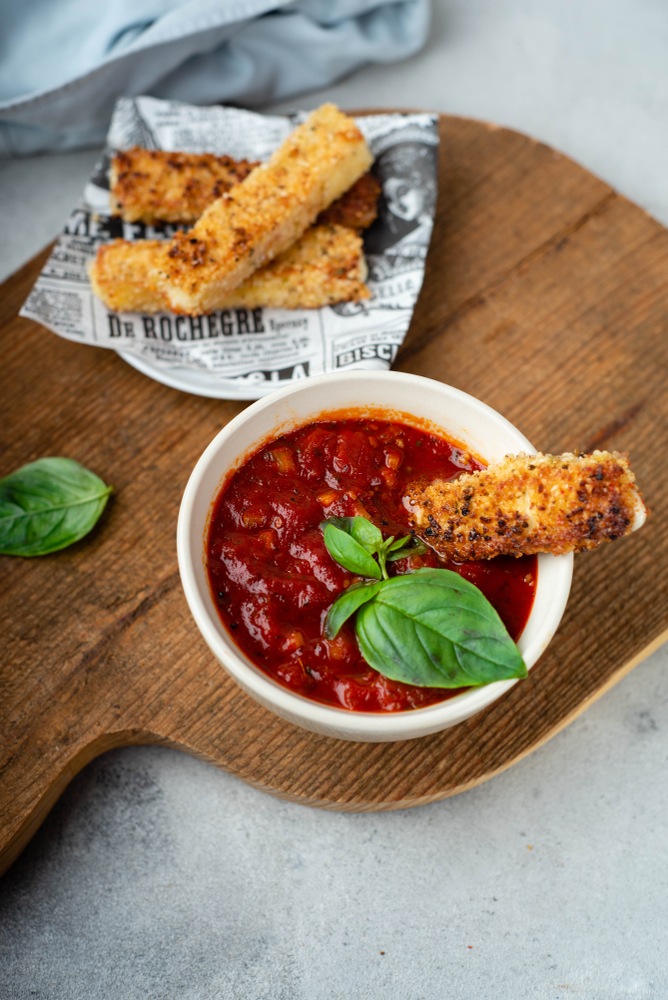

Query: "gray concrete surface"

xmin=2 ymin=1 xmax=667 ymax=997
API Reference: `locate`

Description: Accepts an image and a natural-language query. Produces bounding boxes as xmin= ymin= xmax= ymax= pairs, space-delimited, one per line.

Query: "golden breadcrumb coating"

xmin=90 ymin=240 xmax=166 ymax=313
xmin=110 ymin=148 xmax=258 ymax=224
xmin=89 ymin=225 xmax=369 ymax=312
xmin=405 ymin=451 xmax=647 ymax=559
xmin=318 ymin=172 xmax=381 ymax=231
xmin=222 ymin=225 xmax=370 ymax=309
xmin=155 ymin=104 xmax=373 ymax=314
xmin=110 ymin=148 xmax=381 ymax=230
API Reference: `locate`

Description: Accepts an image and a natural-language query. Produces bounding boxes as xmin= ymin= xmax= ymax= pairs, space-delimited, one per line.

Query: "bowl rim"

xmin=177 ymin=370 xmax=574 ymax=739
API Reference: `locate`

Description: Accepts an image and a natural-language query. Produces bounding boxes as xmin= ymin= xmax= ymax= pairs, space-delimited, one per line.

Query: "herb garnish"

xmin=0 ymin=457 xmax=112 ymax=557
xmin=321 ymin=516 xmax=527 ymax=689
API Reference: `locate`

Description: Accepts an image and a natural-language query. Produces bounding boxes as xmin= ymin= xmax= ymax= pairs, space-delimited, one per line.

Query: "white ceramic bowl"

xmin=177 ymin=371 xmax=573 ymax=742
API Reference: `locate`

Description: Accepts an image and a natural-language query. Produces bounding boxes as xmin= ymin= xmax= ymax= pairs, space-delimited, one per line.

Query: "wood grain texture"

xmin=1 ymin=115 xmax=667 ymax=874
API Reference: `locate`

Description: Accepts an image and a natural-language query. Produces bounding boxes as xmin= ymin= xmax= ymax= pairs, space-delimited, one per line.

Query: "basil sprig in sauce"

xmin=0 ymin=457 xmax=112 ymax=557
xmin=321 ymin=516 xmax=527 ymax=689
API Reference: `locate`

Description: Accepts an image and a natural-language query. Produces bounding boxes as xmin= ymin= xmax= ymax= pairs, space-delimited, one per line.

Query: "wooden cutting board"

xmin=1 ymin=115 xmax=667 ymax=874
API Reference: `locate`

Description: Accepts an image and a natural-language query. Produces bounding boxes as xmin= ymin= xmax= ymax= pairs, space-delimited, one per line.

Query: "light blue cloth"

xmin=0 ymin=0 xmax=429 ymax=156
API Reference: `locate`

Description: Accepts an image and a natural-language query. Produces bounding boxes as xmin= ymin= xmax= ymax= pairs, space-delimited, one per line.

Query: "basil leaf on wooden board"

xmin=322 ymin=521 xmax=382 ymax=579
xmin=0 ymin=457 xmax=112 ymax=557
xmin=355 ymin=568 xmax=527 ymax=689
xmin=325 ymin=581 xmax=383 ymax=639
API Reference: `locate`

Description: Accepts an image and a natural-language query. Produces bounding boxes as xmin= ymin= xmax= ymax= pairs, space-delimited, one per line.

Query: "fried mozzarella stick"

xmin=110 ymin=147 xmax=381 ymax=230
xmin=156 ymin=104 xmax=373 ymax=314
xmin=90 ymin=240 xmax=166 ymax=313
xmin=315 ymin=172 xmax=381 ymax=231
xmin=90 ymin=225 xmax=370 ymax=313
xmin=110 ymin=148 xmax=258 ymax=224
xmin=406 ymin=451 xmax=646 ymax=560
xmin=222 ymin=225 xmax=370 ymax=309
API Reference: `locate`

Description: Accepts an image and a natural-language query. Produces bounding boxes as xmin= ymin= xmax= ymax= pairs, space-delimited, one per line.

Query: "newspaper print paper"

xmin=21 ymin=97 xmax=439 ymax=400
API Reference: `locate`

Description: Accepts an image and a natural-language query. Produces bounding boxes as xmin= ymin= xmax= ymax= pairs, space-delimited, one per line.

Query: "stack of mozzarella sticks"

xmin=90 ymin=104 xmax=377 ymax=316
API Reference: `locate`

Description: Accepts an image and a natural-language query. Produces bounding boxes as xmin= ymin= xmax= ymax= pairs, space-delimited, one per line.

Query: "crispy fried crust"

xmin=90 ymin=239 xmax=166 ymax=313
xmin=222 ymin=225 xmax=370 ymax=309
xmin=89 ymin=225 xmax=369 ymax=312
xmin=110 ymin=148 xmax=258 ymax=224
xmin=317 ymin=172 xmax=381 ymax=230
xmin=156 ymin=104 xmax=373 ymax=314
xmin=405 ymin=451 xmax=647 ymax=559
xmin=110 ymin=148 xmax=381 ymax=230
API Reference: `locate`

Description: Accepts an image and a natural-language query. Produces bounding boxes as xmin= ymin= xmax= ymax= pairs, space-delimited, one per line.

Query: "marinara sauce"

xmin=206 ymin=417 xmax=536 ymax=712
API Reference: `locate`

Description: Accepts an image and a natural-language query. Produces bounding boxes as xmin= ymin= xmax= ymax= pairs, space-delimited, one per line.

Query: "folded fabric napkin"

xmin=0 ymin=0 xmax=429 ymax=156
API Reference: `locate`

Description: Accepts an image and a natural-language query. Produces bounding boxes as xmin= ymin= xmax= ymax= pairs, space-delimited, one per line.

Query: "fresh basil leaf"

xmin=387 ymin=533 xmax=412 ymax=551
xmin=322 ymin=515 xmax=383 ymax=555
xmin=322 ymin=515 xmax=355 ymax=535
xmin=355 ymin=568 xmax=527 ymax=688
xmin=350 ymin=516 xmax=384 ymax=553
xmin=325 ymin=581 xmax=383 ymax=638
xmin=386 ymin=538 xmax=428 ymax=561
xmin=0 ymin=457 xmax=112 ymax=557
xmin=322 ymin=522 xmax=382 ymax=579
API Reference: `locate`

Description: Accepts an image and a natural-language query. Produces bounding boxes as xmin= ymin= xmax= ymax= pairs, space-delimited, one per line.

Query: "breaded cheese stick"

xmin=110 ymin=148 xmax=258 ymax=224
xmin=222 ymin=225 xmax=370 ymax=309
xmin=110 ymin=147 xmax=381 ymax=230
xmin=90 ymin=240 xmax=166 ymax=313
xmin=317 ymin=172 xmax=381 ymax=231
xmin=90 ymin=225 xmax=370 ymax=313
xmin=405 ymin=451 xmax=647 ymax=560
xmin=156 ymin=104 xmax=373 ymax=314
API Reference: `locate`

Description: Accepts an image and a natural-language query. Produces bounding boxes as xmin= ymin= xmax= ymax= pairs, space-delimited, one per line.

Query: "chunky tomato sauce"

xmin=206 ymin=417 xmax=536 ymax=712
